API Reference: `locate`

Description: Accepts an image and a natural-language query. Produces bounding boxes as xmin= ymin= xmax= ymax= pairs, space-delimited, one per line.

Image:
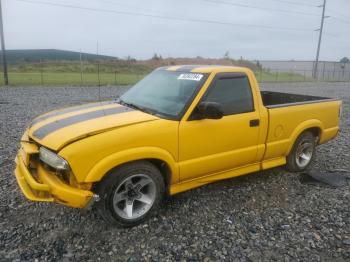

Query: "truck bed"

xmin=261 ymin=91 xmax=335 ymax=108
xmin=261 ymin=90 xmax=341 ymax=164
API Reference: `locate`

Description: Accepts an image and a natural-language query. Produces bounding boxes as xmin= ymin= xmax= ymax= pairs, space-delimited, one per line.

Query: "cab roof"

xmin=159 ymin=65 xmax=251 ymax=74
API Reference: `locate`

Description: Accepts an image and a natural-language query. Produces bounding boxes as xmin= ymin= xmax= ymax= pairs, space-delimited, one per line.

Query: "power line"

xmin=97 ymin=0 xmax=321 ymax=23
xmin=89 ymin=0 xmax=167 ymax=16
xmin=325 ymin=8 xmax=350 ymax=25
xmin=323 ymin=32 xmax=350 ymax=41
xmin=328 ymin=9 xmax=350 ymax=20
xmin=15 ymin=0 xmax=315 ymax=32
xmin=328 ymin=16 xmax=350 ymax=25
xmin=262 ymin=0 xmax=318 ymax=8
xmin=202 ymin=0 xmax=350 ymax=28
xmin=203 ymin=0 xmax=320 ymax=17
xmin=203 ymin=0 xmax=350 ymax=27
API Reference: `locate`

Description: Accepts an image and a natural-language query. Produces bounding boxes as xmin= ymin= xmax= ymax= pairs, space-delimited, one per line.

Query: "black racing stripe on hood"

xmin=30 ymin=101 xmax=114 ymax=127
xmin=33 ymin=106 xmax=134 ymax=139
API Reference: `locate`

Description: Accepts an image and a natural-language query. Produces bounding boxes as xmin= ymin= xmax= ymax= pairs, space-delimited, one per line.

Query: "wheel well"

xmin=304 ymin=127 xmax=321 ymax=143
xmin=286 ymin=126 xmax=321 ymax=158
xmin=93 ymin=159 xmax=172 ymax=195
xmin=146 ymin=159 xmax=172 ymax=195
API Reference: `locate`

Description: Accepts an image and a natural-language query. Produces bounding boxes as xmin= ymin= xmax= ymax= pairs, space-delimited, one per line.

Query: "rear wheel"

xmin=286 ymin=131 xmax=316 ymax=172
xmin=94 ymin=161 xmax=165 ymax=227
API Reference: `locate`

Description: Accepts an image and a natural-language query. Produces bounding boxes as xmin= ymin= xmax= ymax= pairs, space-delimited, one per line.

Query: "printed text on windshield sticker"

xmin=178 ymin=73 xmax=203 ymax=81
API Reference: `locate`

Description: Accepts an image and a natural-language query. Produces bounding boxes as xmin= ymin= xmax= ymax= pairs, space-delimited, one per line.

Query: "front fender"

xmin=84 ymin=147 xmax=179 ymax=184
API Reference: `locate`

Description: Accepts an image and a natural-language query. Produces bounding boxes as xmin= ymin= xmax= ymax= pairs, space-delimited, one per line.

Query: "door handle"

xmin=250 ymin=119 xmax=260 ymax=127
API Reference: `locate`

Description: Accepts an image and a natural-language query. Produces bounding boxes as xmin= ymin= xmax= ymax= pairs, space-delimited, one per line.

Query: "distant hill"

xmin=4 ymin=49 xmax=116 ymax=64
xmin=4 ymin=49 xmax=261 ymax=74
xmin=139 ymin=57 xmax=260 ymax=71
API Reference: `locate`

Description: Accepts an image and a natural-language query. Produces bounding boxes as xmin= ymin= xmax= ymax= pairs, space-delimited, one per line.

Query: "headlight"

xmin=39 ymin=147 xmax=69 ymax=171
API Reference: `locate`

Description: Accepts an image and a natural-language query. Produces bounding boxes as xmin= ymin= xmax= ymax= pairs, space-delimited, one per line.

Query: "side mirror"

xmin=191 ymin=102 xmax=224 ymax=120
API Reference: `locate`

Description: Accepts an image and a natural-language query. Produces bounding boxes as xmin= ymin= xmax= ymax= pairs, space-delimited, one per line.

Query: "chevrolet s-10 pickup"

xmin=15 ymin=65 xmax=342 ymax=226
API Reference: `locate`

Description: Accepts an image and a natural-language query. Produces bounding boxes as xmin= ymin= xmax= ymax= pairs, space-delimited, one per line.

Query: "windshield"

xmin=120 ymin=70 xmax=207 ymax=119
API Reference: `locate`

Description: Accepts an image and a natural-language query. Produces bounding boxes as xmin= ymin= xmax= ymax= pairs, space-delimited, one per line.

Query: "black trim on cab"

xmin=188 ymin=72 xmax=255 ymax=121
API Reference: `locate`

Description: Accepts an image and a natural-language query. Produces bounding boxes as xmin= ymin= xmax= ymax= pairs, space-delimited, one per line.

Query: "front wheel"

xmin=94 ymin=161 xmax=165 ymax=227
xmin=286 ymin=131 xmax=316 ymax=172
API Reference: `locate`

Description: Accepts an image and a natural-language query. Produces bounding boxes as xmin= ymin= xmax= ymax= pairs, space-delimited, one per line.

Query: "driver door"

xmin=178 ymin=73 xmax=260 ymax=181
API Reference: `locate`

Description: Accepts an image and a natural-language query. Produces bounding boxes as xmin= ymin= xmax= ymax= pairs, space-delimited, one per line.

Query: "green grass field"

xmin=0 ymin=59 xmax=319 ymax=86
xmin=0 ymin=72 xmax=147 ymax=86
xmin=0 ymin=71 xmax=314 ymax=86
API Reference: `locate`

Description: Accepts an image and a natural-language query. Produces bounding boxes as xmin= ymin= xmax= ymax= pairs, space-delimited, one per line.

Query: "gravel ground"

xmin=0 ymin=82 xmax=349 ymax=261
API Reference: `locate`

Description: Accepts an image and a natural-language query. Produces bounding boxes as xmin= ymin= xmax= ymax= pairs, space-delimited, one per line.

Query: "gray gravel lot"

xmin=0 ymin=82 xmax=349 ymax=261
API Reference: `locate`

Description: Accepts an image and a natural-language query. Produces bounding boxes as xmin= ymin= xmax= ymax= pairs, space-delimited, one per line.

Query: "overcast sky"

xmin=3 ymin=0 xmax=350 ymax=61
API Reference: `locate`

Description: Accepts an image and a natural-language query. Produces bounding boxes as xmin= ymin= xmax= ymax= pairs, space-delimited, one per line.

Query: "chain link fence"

xmin=0 ymin=60 xmax=149 ymax=86
xmin=0 ymin=60 xmax=349 ymax=86
xmin=256 ymin=60 xmax=350 ymax=82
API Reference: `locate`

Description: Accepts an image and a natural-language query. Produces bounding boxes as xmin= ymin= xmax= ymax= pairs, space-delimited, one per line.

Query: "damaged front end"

xmin=14 ymin=131 xmax=95 ymax=208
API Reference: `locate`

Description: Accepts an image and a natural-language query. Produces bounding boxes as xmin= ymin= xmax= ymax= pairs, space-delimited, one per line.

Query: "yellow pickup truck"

xmin=14 ymin=65 xmax=342 ymax=226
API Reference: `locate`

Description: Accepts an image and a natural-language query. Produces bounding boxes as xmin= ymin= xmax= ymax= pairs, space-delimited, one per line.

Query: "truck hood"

xmin=28 ymin=101 xmax=159 ymax=151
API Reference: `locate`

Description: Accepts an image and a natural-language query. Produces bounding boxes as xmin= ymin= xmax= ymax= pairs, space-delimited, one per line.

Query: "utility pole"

xmin=0 ymin=0 xmax=8 ymax=85
xmin=313 ymin=0 xmax=327 ymax=79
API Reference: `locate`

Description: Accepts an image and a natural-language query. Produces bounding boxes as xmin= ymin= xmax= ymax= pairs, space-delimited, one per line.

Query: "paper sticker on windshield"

xmin=178 ymin=73 xmax=203 ymax=81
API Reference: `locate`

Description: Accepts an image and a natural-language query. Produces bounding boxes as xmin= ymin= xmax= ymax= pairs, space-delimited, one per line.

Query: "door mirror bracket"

xmin=190 ymin=102 xmax=224 ymax=120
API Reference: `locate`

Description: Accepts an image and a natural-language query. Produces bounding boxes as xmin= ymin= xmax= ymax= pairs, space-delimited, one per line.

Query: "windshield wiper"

xmin=20 ymin=140 xmax=36 ymax=144
xmin=117 ymin=98 xmax=155 ymax=116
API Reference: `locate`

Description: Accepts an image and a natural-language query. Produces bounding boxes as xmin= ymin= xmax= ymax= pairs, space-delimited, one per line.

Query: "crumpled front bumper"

xmin=14 ymin=153 xmax=94 ymax=208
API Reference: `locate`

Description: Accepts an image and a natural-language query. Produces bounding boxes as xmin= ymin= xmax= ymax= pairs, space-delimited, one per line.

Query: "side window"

xmin=203 ymin=76 xmax=254 ymax=115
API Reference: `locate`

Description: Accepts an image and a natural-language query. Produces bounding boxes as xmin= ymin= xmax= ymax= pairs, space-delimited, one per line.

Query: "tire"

xmin=94 ymin=161 xmax=165 ymax=227
xmin=286 ymin=131 xmax=316 ymax=172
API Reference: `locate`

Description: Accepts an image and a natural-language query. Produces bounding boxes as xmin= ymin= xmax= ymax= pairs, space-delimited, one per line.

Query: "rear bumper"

xmin=14 ymin=154 xmax=93 ymax=208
